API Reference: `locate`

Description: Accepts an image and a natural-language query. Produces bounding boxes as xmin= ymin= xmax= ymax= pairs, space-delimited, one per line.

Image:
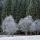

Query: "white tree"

xmin=18 ymin=15 xmax=33 ymax=35
xmin=30 ymin=21 xmax=36 ymax=32
xmin=2 ymin=15 xmax=18 ymax=35
xmin=30 ymin=19 xmax=40 ymax=34
xmin=35 ymin=19 xmax=40 ymax=32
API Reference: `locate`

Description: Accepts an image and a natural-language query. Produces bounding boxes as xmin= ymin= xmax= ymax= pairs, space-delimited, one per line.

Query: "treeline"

xmin=1 ymin=0 xmax=40 ymax=23
xmin=0 ymin=0 xmax=40 ymax=33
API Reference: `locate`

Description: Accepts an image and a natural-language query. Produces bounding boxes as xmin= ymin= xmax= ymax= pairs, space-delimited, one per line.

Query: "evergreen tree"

xmin=27 ymin=0 xmax=40 ymax=20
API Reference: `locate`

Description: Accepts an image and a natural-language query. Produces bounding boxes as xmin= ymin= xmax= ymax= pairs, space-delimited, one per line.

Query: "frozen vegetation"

xmin=0 ymin=0 xmax=40 ymax=35
xmin=18 ymin=15 xmax=33 ymax=33
xmin=30 ymin=19 xmax=40 ymax=32
xmin=1 ymin=15 xmax=18 ymax=34
xmin=1 ymin=15 xmax=40 ymax=35
xmin=18 ymin=15 xmax=40 ymax=34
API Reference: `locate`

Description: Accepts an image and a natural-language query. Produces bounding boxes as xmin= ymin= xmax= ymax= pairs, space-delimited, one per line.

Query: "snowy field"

xmin=0 ymin=35 xmax=40 ymax=40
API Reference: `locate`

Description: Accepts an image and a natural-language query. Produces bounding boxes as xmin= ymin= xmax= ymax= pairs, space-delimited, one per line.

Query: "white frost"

xmin=18 ymin=15 xmax=33 ymax=32
xmin=30 ymin=19 xmax=40 ymax=32
xmin=2 ymin=15 xmax=18 ymax=34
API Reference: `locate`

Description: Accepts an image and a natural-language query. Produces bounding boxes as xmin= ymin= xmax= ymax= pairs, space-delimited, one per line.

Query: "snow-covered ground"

xmin=0 ymin=35 xmax=40 ymax=40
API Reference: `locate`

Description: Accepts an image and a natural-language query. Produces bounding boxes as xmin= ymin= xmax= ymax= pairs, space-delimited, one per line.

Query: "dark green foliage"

xmin=2 ymin=0 xmax=28 ymax=23
xmin=6 ymin=0 xmax=12 ymax=15
xmin=0 ymin=27 xmax=3 ymax=33
xmin=0 ymin=0 xmax=40 ymax=24
xmin=12 ymin=0 xmax=28 ymax=23
xmin=27 ymin=0 xmax=40 ymax=20
xmin=0 ymin=5 xmax=3 ymax=25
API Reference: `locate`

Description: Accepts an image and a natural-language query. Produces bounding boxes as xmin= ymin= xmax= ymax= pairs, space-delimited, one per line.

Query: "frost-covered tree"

xmin=30 ymin=19 xmax=40 ymax=34
xmin=18 ymin=15 xmax=33 ymax=34
xmin=2 ymin=15 xmax=18 ymax=35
